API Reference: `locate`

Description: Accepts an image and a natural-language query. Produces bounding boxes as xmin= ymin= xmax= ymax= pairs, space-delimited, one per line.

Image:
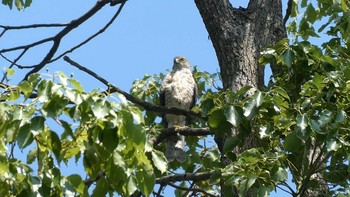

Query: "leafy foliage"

xmin=1 ymin=0 xmax=350 ymax=196
xmin=2 ymin=0 xmax=32 ymax=10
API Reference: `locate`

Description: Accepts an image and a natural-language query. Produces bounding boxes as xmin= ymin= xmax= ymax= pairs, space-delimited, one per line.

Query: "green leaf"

xmin=326 ymin=139 xmax=341 ymax=152
xmin=284 ymin=132 xmax=303 ymax=153
xmin=9 ymin=87 xmax=20 ymax=101
xmin=238 ymin=174 xmax=257 ymax=196
xmin=223 ymin=136 xmax=240 ymax=154
xmin=208 ymin=109 xmax=232 ymax=137
xmin=37 ymin=80 xmax=53 ymax=102
xmin=69 ymin=78 xmax=84 ymax=92
xmin=290 ymin=0 xmax=299 ymax=17
xmin=17 ymin=123 xmax=34 ymax=149
xmin=92 ymin=99 xmax=110 ymax=119
xmin=67 ymin=174 xmax=86 ymax=195
xmin=24 ymin=0 xmax=31 ymax=7
xmin=27 ymin=147 xmax=37 ymax=164
xmin=15 ymin=0 xmax=23 ymax=10
xmin=135 ymin=167 xmax=155 ymax=196
xmin=272 ymin=87 xmax=290 ymax=101
xmin=92 ymin=177 xmax=108 ymax=197
xmin=151 ymin=150 xmax=167 ymax=173
xmin=48 ymin=131 xmax=61 ymax=160
xmin=127 ymin=176 xmax=137 ymax=196
xmin=301 ymin=0 xmax=308 ymax=8
xmin=5 ymin=68 xmax=15 ymax=76
xmin=306 ymin=3 xmax=318 ymax=23
xmin=18 ymin=81 xmax=33 ymax=97
xmin=225 ymin=106 xmax=243 ymax=127
xmin=30 ymin=116 xmax=45 ymax=136
xmin=335 ymin=110 xmax=346 ymax=123
xmin=243 ymin=91 xmax=263 ymax=120
xmin=274 ymin=167 xmax=288 ymax=182
xmin=296 ymin=114 xmax=308 ymax=131
xmin=282 ymin=49 xmax=295 ymax=68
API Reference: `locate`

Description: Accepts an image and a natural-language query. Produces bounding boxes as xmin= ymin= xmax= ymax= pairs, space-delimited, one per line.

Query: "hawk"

xmin=160 ymin=56 xmax=197 ymax=163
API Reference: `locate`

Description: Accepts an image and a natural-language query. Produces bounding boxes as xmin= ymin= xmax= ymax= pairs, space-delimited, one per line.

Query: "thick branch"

xmin=156 ymin=171 xmax=214 ymax=184
xmin=152 ymin=127 xmax=213 ymax=147
xmin=63 ymin=56 xmax=206 ymax=120
xmin=168 ymin=182 xmax=218 ymax=197
xmin=284 ymin=0 xmax=293 ymax=25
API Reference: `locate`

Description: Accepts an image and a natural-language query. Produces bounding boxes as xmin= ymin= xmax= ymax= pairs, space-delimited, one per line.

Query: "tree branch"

xmin=84 ymin=170 xmax=106 ymax=188
xmin=49 ymin=1 xmax=126 ymax=63
xmin=63 ymin=56 xmax=206 ymax=120
xmin=284 ymin=0 xmax=293 ymax=25
xmin=0 ymin=23 xmax=69 ymax=38
xmin=21 ymin=0 xmax=115 ymax=81
xmin=167 ymin=182 xmax=218 ymax=197
xmin=156 ymin=171 xmax=214 ymax=184
xmin=152 ymin=127 xmax=213 ymax=147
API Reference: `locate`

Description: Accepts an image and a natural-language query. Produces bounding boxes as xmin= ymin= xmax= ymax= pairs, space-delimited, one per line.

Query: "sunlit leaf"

xmin=225 ymin=106 xmax=243 ymax=127
xmin=327 ymin=139 xmax=341 ymax=152
xmin=151 ymin=150 xmax=167 ymax=174
xmin=17 ymin=123 xmax=33 ymax=149
xmin=282 ymin=49 xmax=295 ymax=68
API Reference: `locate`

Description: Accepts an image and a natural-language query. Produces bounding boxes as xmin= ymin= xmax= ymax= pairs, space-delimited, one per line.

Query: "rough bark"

xmin=194 ymin=0 xmax=285 ymax=91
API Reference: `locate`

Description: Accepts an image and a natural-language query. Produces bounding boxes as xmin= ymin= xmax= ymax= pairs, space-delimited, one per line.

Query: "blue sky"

xmin=0 ymin=0 xmax=307 ymax=196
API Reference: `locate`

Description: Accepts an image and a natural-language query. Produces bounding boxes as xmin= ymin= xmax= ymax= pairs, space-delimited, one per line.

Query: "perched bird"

xmin=160 ymin=56 xmax=197 ymax=162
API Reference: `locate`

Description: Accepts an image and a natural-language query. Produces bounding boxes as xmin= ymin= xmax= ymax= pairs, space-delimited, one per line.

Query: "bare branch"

xmin=49 ymin=1 xmax=126 ymax=63
xmin=63 ymin=56 xmax=206 ymax=120
xmin=0 ymin=23 xmax=68 ymax=31
xmin=156 ymin=171 xmax=214 ymax=184
xmin=0 ymin=53 xmax=34 ymax=69
xmin=152 ymin=127 xmax=213 ymax=147
xmin=1 ymin=48 xmax=28 ymax=83
xmin=21 ymin=0 xmax=116 ymax=81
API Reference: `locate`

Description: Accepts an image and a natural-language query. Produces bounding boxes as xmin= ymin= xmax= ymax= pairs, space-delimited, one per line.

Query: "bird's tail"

xmin=175 ymin=135 xmax=185 ymax=163
xmin=165 ymin=135 xmax=185 ymax=163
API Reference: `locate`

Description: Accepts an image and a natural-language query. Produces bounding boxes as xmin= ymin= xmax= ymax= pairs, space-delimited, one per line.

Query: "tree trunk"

xmin=194 ymin=0 xmax=285 ymax=196
xmin=194 ymin=0 xmax=285 ymax=92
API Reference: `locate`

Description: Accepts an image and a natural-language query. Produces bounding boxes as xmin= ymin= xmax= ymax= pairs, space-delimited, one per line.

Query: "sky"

xmin=0 ymin=0 xmax=300 ymax=196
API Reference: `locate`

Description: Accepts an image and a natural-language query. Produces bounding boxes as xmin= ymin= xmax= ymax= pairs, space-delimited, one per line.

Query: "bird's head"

xmin=173 ymin=56 xmax=190 ymax=70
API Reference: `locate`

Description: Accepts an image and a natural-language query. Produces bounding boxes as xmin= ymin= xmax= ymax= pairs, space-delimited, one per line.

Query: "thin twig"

xmin=0 ymin=23 xmax=69 ymax=30
xmin=1 ymin=48 xmax=28 ymax=83
xmin=19 ymin=0 xmax=114 ymax=81
xmin=155 ymin=184 xmax=165 ymax=197
xmin=49 ymin=1 xmax=126 ymax=63
xmin=0 ymin=53 xmax=35 ymax=69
